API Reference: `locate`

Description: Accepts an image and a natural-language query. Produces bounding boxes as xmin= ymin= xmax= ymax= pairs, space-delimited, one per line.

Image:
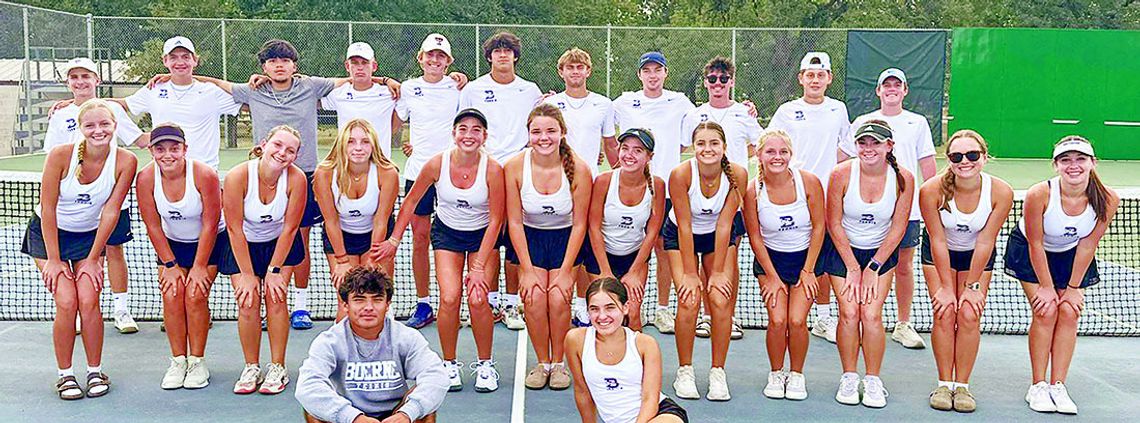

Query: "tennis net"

xmin=0 ymin=172 xmax=1136 ymax=336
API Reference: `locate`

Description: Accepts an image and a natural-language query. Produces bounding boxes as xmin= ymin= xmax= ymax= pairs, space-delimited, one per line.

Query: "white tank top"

xmin=841 ymin=163 xmax=897 ymax=249
xmin=1018 ymin=177 xmax=1097 ymax=253
xmin=940 ymin=173 xmax=993 ymax=252
xmin=757 ymin=169 xmax=812 ymax=252
xmin=601 ymin=169 xmax=653 ymax=256
xmin=154 ymin=159 xmax=224 ymax=243
xmin=38 ymin=143 xmax=119 ymax=233
xmin=582 ymin=327 xmax=664 ymax=423
xmin=668 ymin=159 xmax=729 ymax=236
xmin=435 ymin=149 xmax=491 ymax=231
xmin=521 ymin=148 xmax=573 ymax=230
xmin=331 ymin=163 xmax=380 ymax=235
xmin=242 ymin=160 xmax=289 ymax=243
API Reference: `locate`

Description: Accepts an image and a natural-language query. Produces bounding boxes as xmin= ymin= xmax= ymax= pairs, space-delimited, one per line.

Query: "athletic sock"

xmin=956 ymin=382 xmax=969 ymax=390
xmin=542 ymin=363 xmax=552 ymax=371
xmin=87 ymin=365 xmax=101 ymax=375
xmin=504 ymin=294 xmax=520 ymax=308
xmin=815 ymin=303 xmax=831 ymax=320
xmin=572 ymin=297 xmax=585 ymax=311
xmin=112 ymin=292 xmax=129 ymax=314
xmin=293 ymin=287 xmax=308 ymax=311
xmin=417 ymin=296 xmax=430 ymax=305
xmin=58 ymin=367 xmax=74 ymax=378
xmin=488 ymin=291 xmax=500 ymax=309
xmin=656 ymin=304 xmax=668 ymax=312
xmin=938 ymin=380 xmax=954 ymax=389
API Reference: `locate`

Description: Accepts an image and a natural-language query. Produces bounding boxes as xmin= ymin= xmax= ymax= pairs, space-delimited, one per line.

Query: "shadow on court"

xmin=1 ymin=321 xmax=1137 ymax=422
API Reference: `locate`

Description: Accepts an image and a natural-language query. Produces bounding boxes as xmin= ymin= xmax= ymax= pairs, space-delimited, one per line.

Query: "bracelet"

xmin=1066 ymin=283 xmax=1081 ymax=289
xmin=387 ymin=237 xmax=400 ymax=247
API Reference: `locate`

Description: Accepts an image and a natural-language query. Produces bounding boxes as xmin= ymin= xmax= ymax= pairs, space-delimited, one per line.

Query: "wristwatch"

xmin=867 ymin=259 xmax=882 ymax=273
xmin=160 ymin=260 xmax=176 ymax=269
xmin=967 ymin=282 xmax=982 ymax=291
xmin=268 ymin=266 xmax=282 ymax=275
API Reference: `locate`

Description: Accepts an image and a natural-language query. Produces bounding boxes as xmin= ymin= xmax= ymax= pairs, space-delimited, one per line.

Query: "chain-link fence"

xmin=1 ymin=1 xmax=949 ymax=154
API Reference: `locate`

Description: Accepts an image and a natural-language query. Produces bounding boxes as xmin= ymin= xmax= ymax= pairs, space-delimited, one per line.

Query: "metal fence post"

xmin=221 ymin=18 xmax=235 ymax=148
xmin=86 ymin=14 xmax=93 ymax=58
xmin=22 ymin=7 xmax=31 ymax=154
xmin=606 ymin=24 xmax=612 ymax=97
xmin=731 ymin=28 xmax=737 ymax=99
xmin=474 ymin=24 xmax=481 ymax=76
xmin=348 ymin=22 xmax=354 ymax=43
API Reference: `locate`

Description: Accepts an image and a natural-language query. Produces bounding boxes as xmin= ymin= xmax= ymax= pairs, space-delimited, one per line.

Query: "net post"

xmin=221 ymin=18 xmax=235 ymax=148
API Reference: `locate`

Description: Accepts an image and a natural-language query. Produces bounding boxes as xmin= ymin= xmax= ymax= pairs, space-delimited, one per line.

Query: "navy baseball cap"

xmin=638 ymin=51 xmax=667 ymax=69
xmin=453 ymin=108 xmax=488 ymax=128
xmin=618 ymin=128 xmax=655 ymax=152
xmin=149 ymin=123 xmax=186 ymax=146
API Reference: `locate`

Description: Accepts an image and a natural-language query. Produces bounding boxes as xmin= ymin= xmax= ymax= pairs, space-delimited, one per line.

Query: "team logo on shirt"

xmin=456 ymin=199 xmax=471 ymax=209
xmin=345 ymin=92 xmax=354 ymax=100
xmin=794 ymin=111 xmax=805 ymax=121
xmin=168 ymin=210 xmax=184 ymax=221
xmin=259 ymin=215 xmax=273 ymax=223
xmin=604 ymin=378 xmax=620 ymax=390
xmin=779 ymin=216 xmax=795 ymax=230
xmin=619 ymin=216 xmax=634 ymax=229
xmin=413 ymin=87 xmax=423 ymax=97
xmin=542 ymin=205 xmax=556 ymax=215
xmin=1064 ymin=226 xmax=1078 ymax=237
xmin=632 ymin=99 xmax=641 ymax=108
xmin=158 ymin=88 xmax=169 ymax=99
xmin=859 ymin=213 xmax=875 ymax=224
xmin=348 ymin=210 xmax=362 ymax=218
xmin=956 ymin=224 xmax=970 ymax=232
xmin=75 ymin=193 xmax=91 ymax=204
xmin=701 ymin=208 xmax=714 ymax=215
xmin=343 ymin=360 xmax=404 ymax=392
xmin=556 ymin=102 xmax=566 ymax=109
xmin=699 ymin=113 xmax=709 ymax=122
xmin=483 ymin=90 xmax=497 ymax=103
xmin=66 ymin=119 xmax=78 ymax=131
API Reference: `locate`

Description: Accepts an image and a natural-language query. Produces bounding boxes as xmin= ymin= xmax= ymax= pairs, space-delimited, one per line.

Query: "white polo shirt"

xmin=681 ymin=101 xmax=763 ymax=167
xmin=321 ymin=83 xmax=398 ymax=159
xmin=125 ymin=81 xmax=242 ymax=168
xmin=850 ymin=109 xmax=936 ymax=220
xmin=396 ymin=77 xmax=460 ymax=181
xmin=613 ymin=89 xmax=695 ymax=181
xmin=767 ymin=96 xmax=851 ymax=191
xmin=545 ymin=91 xmax=615 ymax=176
xmin=459 ymin=74 xmax=542 ymax=163
xmin=44 ymin=101 xmax=144 ymax=152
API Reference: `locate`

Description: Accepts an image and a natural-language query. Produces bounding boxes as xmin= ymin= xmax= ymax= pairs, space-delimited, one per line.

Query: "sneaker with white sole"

xmin=862 ymin=376 xmax=888 ymax=408
xmin=258 ymin=363 xmax=289 ymax=395
xmin=471 ymin=360 xmax=499 ymax=393
xmin=673 ymin=365 xmax=699 ymax=400
xmin=114 ymin=310 xmax=139 ymax=334
xmin=695 ymin=316 xmax=711 ymax=338
xmin=1026 ymin=381 xmax=1056 ymax=413
xmin=653 ymin=309 xmax=675 ymax=334
xmin=785 ymin=371 xmax=807 ymax=400
xmin=730 ymin=319 xmax=744 ymax=340
xmin=707 ymin=367 xmax=731 ymax=401
xmin=75 ymin=315 xmax=82 ymax=336
xmin=891 ymin=321 xmax=926 ymax=349
xmin=161 ymin=356 xmax=187 ymax=390
xmin=835 ymin=372 xmax=860 ymax=405
xmin=445 ymin=360 xmax=464 ymax=392
xmin=763 ymin=370 xmax=786 ymax=399
xmin=1049 ymin=382 xmax=1077 ymax=414
xmin=183 ymin=356 xmax=209 ymax=389
xmin=503 ymin=306 xmax=526 ymax=331
xmin=812 ymin=315 xmax=837 ymax=343
xmin=233 ymin=364 xmax=262 ymax=394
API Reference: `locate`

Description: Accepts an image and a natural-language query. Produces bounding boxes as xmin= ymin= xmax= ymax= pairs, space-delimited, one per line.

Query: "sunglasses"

xmin=948 ymin=150 xmax=983 ymax=163
xmin=705 ymin=75 xmax=731 ymax=84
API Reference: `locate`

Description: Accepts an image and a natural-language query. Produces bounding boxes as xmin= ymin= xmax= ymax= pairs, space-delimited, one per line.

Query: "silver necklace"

xmin=267 ymin=79 xmax=296 ymax=106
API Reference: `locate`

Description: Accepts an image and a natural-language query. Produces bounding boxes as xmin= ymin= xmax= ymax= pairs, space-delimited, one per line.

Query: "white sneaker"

xmin=114 ymin=310 xmax=139 ymax=334
xmin=835 ymin=372 xmax=860 ymax=405
xmin=471 ymin=360 xmax=500 ymax=393
xmin=862 ymin=376 xmax=888 ymax=408
xmin=673 ymin=365 xmax=699 ymax=399
xmin=785 ymin=371 xmax=807 ymax=400
xmin=258 ymin=363 xmax=289 ymax=395
xmin=233 ymin=364 xmax=262 ymax=394
xmin=653 ymin=309 xmax=675 ymax=334
xmin=695 ymin=316 xmax=711 ymax=338
xmin=503 ymin=306 xmax=526 ymax=331
xmin=730 ymin=319 xmax=744 ymax=340
xmin=161 ymin=356 xmax=187 ymax=390
xmin=184 ymin=356 xmax=210 ymax=389
xmin=891 ymin=321 xmax=926 ymax=349
xmin=707 ymin=367 xmax=731 ymax=401
xmin=763 ymin=370 xmax=787 ymax=399
xmin=812 ymin=315 xmax=837 ymax=343
xmin=1049 ymin=382 xmax=1078 ymax=414
xmin=75 ymin=314 xmax=82 ymax=336
xmin=1026 ymin=381 xmax=1056 ymax=412
xmin=445 ymin=360 xmax=464 ymax=392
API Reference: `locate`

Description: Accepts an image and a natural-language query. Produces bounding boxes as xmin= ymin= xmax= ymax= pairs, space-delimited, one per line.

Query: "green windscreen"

xmin=949 ymin=28 xmax=1140 ymax=160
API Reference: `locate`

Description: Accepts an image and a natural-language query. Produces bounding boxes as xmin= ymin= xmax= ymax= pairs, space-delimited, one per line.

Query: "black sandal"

xmin=56 ymin=376 xmax=83 ymax=400
xmin=85 ymin=372 xmax=110 ymax=398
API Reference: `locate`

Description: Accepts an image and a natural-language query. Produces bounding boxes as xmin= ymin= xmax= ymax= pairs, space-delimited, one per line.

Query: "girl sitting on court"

xmin=565 ymin=278 xmax=688 ymax=423
xmin=1006 ymin=136 xmax=1118 ymax=415
xmin=24 ymin=99 xmax=137 ymax=400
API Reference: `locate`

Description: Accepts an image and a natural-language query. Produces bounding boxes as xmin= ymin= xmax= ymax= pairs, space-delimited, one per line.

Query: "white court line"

xmin=0 ymin=324 xmax=20 ymax=337
xmin=510 ymin=328 xmax=528 ymax=423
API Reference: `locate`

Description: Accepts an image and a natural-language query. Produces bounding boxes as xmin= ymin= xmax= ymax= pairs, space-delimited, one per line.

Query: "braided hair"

xmin=692 ymin=121 xmax=743 ymax=200
xmin=859 ymin=119 xmax=904 ymax=194
xmin=75 ymin=99 xmax=118 ymax=180
xmin=527 ymin=103 xmax=577 ymax=190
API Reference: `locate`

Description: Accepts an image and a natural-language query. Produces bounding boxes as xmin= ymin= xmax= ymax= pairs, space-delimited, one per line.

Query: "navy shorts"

xmin=21 ymin=214 xmax=102 ymax=261
xmin=404 ymin=179 xmax=437 ymax=216
xmin=661 ymin=214 xmax=743 ymax=255
xmin=218 ymin=234 xmax=306 ymax=279
xmin=753 ymin=247 xmax=817 ymax=284
xmin=899 ymin=220 xmax=921 ymax=249
xmin=167 ymin=233 xmax=229 ymax=268
xmin=657 ymin=397 xmax=688 ymax=422
xmin=432 ymin=219 xmax=487 ymax=253
xmin=817 ymin=234 xmax=899 ymax=278
xmin=1003 ymin=227 xmax=1099 ymax=290
xmin=920 ymin=230 xmax=995 ymax=272
xmin=301 ymin=171 xmax=323 ymax=228
xmin=506 ymin=226 xmax=582 ymax=271
xmin=107 ymin=208 xmax=134 ymax=246
xmin=581 ymin=238 xmax=644 ymax=277
xmin=322 ymin=216 xmax=395 ymax=255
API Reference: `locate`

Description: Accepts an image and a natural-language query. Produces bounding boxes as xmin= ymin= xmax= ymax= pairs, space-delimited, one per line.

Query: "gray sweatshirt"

xmin=295 ymin=318 xmax=448 ymax=423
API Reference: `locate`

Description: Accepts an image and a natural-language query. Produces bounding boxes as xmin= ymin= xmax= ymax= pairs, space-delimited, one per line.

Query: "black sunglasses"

xmin=948 ymin=150 xmax=983 ymax=163
xmin=705 ymin=75 xmax=731 ymax=84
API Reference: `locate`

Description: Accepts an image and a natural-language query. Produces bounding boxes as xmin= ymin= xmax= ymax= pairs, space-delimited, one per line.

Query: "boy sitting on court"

xmin=297 ymin=267 xmax=448 ymax=423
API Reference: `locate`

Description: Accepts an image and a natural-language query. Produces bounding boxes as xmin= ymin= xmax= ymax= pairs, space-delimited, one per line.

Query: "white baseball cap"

xmin=420 ymin=33 xmax=452 ymax=58
xmin=163 ymin=36 xmax=196 ymax=55
xmin=63 ymin=57 xmax=98 ymax=75
xmin=1053 ymin=138 xmax=1095 ymax=159
xmin=877 ymin=68 xmax=907 ymax=86
xmin=346 ymin=42 xmax=375 ymax=61
xmin=800 ymin=52 xmax=832 ymax=71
